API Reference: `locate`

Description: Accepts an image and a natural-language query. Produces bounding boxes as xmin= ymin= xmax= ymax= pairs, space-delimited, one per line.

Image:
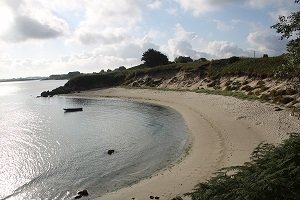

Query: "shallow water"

xmin=0 ymin=80 xmax=188 ymax=199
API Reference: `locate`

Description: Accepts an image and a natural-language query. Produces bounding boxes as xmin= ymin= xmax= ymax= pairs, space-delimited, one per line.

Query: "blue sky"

xmin=0 ymin=0 xmax=298 ymax=79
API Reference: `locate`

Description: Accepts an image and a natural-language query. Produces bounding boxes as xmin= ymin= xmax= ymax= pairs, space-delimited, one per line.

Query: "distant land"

xmin=0 ymin=71 xmax=82 ymax=83
xmin=0 ymin=77 xmax=45 ymax=83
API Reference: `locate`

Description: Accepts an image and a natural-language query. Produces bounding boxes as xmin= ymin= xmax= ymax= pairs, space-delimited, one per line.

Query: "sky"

xmin=0 ymin=0 xmax=298 ymax=79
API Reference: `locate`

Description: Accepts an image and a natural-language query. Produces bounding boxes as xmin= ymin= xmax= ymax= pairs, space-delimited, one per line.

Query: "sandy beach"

xmin=70 ymin=88 xmax=300 ymax=200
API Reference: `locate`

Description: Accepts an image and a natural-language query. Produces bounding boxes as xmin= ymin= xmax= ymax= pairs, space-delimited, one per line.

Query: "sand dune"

xmin=70 ymin=88 xmax=300 ymax=200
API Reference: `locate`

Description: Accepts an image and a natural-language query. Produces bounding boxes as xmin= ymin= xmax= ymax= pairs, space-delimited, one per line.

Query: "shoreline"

xmin=67 ymin=87 xmax=300 ymax=200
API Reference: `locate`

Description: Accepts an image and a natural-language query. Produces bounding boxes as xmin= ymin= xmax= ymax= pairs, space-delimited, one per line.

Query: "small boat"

xmin=63 ymin=108 xmax=83 ymax=112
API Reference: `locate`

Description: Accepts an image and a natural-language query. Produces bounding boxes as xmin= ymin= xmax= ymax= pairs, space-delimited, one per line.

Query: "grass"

xmin=49 ymin=55 xmax=299 ymax=96
xmin=195 ymin=89 xmax=259 ymax=101
xmin=122 ymin=86 xmax=259 ymax=101
xmin=186 ymin=133 xmax=300 ymax=200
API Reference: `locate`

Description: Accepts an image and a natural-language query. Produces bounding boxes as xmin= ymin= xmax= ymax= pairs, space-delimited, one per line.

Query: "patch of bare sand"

xmin=68 ymin=88 xmax=300 ymax=200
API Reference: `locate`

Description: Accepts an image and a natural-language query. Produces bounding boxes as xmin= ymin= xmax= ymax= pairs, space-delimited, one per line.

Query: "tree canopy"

xmin=141 ymin=49 xmax=169 ymax=67
xmin=174 ymin=56 xmax=193 ymax=63
xmin=271 ymin=0 xmax=300 ymax=65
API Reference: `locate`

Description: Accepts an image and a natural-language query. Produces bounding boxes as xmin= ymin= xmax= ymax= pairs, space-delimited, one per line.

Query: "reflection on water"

xmin=0 ymin=80 xmax=188 ymax=200
xmin=0 ymin=83 xmax=20 ymax=96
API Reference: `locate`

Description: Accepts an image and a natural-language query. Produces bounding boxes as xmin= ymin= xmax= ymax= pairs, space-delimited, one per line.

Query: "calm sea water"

xmin=0 ymin=80 xmax=188 ymax=200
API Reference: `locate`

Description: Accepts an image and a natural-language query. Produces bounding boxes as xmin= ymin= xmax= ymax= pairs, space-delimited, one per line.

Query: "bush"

xmin=187 ymin=133 xmax=300 ymax=200
xmin=175 ymin=56 xmax=193 ymax=63
xmin=141 ymin=49 xmax=169 ymax=67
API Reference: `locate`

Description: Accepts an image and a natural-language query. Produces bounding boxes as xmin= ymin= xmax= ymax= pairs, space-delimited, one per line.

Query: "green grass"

xmin=195 ymin=89 xmax=258 ymax=100
xmin=50 ymin=55 xmax=299 ymax=95
xmin=121 ymin=86 xmax=259 ymax=101
xmin=187 ymin=133 xmax=300 ymax=200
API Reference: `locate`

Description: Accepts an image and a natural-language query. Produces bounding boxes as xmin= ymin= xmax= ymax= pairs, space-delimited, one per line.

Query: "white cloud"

xmin=161 ymin=24 xmax=209 ymax=60
xmin=175 ymin=0 xmax=286 ymax=15
xmin=213 ymin=19 xmax=241 ymax=32
xmin=74 ymin=0 xmax=143 ymax=45
xmin=148 ymin=0 xmax=162 ymax=10
xmin=205 ymin=41 xmax=251 ymax=58
xmin=248 ymin=0 xmax=285 ymax=9
xmin=269 ymin=9 xmax=291 ymax=21
xmin=247 ymin=30 xmax=287 ymax=55
xmin=0 ymin=50 xmax=141 ymax=79
xmin=0 ymin=0 xmax=69 ymax=42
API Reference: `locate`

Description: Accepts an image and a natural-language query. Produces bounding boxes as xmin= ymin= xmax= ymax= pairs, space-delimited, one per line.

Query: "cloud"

xmin=175 ymin=0 xmax=286 ymax=15
xmin=205 ymin=41 xmax=251 ymax=58
xmin=247 ymin=30 xmax=287 ymax=55
xmin=0 ymin=51 xmax=141 ymax=79
xmin=161 ymin=24 xmax=209 ymax=60
xmin=269 ymin=9 xmax=291 ymax=21
xmin=0 ymin=35 xmax=160 ymax=78
xmin=0 ymin=0 xmax=69 ymax=42
xmin=213 ymin=19 xmax=241 ymax=32
xmin=248 ymin=0 xmax=285 ymax=9
xmin=4 ymin=16 xmax=67 ymax=42
xmin=74 ymin=0 xmax=143 ymax=45
xmin=148 ymin=0 xmax=162 ymax=10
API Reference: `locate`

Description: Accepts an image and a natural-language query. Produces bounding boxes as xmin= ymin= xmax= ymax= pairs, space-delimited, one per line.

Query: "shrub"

xmin=263 ymin=54 xmax=269 ymax=58
xmin=187 ymin=133 xmax=300 ymax=200
xmin=141 ymin=49 xmax=169 ymax=67
xmin=175 ymin=56 xmax=193 ymax=63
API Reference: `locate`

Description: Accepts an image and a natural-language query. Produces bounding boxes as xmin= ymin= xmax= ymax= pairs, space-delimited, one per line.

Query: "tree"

xmin=271 ymin=0 xmax=300 ymax=66
xmin=174 ymin=56 xmax=193 ymax=63
xmin=141 ymin=49 xmax=169 ymax=67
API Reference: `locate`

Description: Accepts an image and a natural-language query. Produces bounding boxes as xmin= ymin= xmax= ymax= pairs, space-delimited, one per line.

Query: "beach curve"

xmin=69 ymin=87 xmax=300 ymax=200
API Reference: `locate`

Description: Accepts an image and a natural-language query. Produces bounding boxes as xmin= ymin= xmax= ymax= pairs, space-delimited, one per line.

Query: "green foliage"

xmin=51 ymin=55 xmax=299 ymax=95
xmin=64 ymin=72 xmax=126 ymax=91
xmin=187 ymin=133 xmax=300 ymax=200
xmin=141 ymin=48 xmax=169 ymax=67
xmin=271 ymin=0 xmax=300 ymax=66
xmin=208 ymin=56 xmax=300 ymax=78
xmin=175 ymin=56 xmax=193 ymax=63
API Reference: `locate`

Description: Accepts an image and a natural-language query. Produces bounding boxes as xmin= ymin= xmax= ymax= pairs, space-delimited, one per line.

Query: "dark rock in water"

xmin=41 ymin=91 xmax=49 ymax=97
xmin=77 ymin=189 xmax=88 ymax=196
xmin=41 ymin=90 xmax=54 ymax=97
xmin=74 ymin=195 xmax=82 ymax=199
xmin=107 ymin=150 xmax=115 ymax=155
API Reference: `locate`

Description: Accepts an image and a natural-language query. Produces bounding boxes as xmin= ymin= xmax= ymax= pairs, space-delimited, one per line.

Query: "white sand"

xmin=69 ymin=88 xmax=300 ymax=200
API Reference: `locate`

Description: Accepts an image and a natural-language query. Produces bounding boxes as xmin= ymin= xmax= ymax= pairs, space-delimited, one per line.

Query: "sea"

xmin=0 ymin=80 xmax=188 ymax=200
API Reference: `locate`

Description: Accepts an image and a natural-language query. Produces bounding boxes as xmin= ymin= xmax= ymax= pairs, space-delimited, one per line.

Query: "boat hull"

xmin=63 ymin=108 xmax=83 ymax=112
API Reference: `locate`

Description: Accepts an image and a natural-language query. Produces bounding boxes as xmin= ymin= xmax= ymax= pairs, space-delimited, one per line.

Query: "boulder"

xmin=107 ymin=150 xmax=115 ymax=155
xmin=77 ymin=189 xmax=88 ymax=196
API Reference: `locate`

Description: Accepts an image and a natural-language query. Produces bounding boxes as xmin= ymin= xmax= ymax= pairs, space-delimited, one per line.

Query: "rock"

xmin=41 ymin=91 xmax=49 ymax=97
xmin=150 ymin=196 xmax=154 ymax=199
xmin=274 ymin=107 xmax=283 ymax=111
xmin=107 ymin=150 xmax=115 ymax=155
xmin=77 ymin=189 xmax=88 ymax=196
xmin=74 ymin=195 xmax=82 ymax=199
xmin=172 ymin=196 xmax=183 ymax=200
xmin=155 ymin=196 xmax=160 ymax=199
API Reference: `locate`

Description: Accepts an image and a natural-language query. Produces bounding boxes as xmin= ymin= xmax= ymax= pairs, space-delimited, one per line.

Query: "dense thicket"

xmin=187 ymin=133 xmax=300 ymax=200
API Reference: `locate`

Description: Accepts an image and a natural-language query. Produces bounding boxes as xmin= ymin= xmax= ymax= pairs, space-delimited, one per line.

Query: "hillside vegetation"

xmin=187 ymin=133 xmax=300 ymax=200
xmin=48 ymin=55 xmax=300 ymax=110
